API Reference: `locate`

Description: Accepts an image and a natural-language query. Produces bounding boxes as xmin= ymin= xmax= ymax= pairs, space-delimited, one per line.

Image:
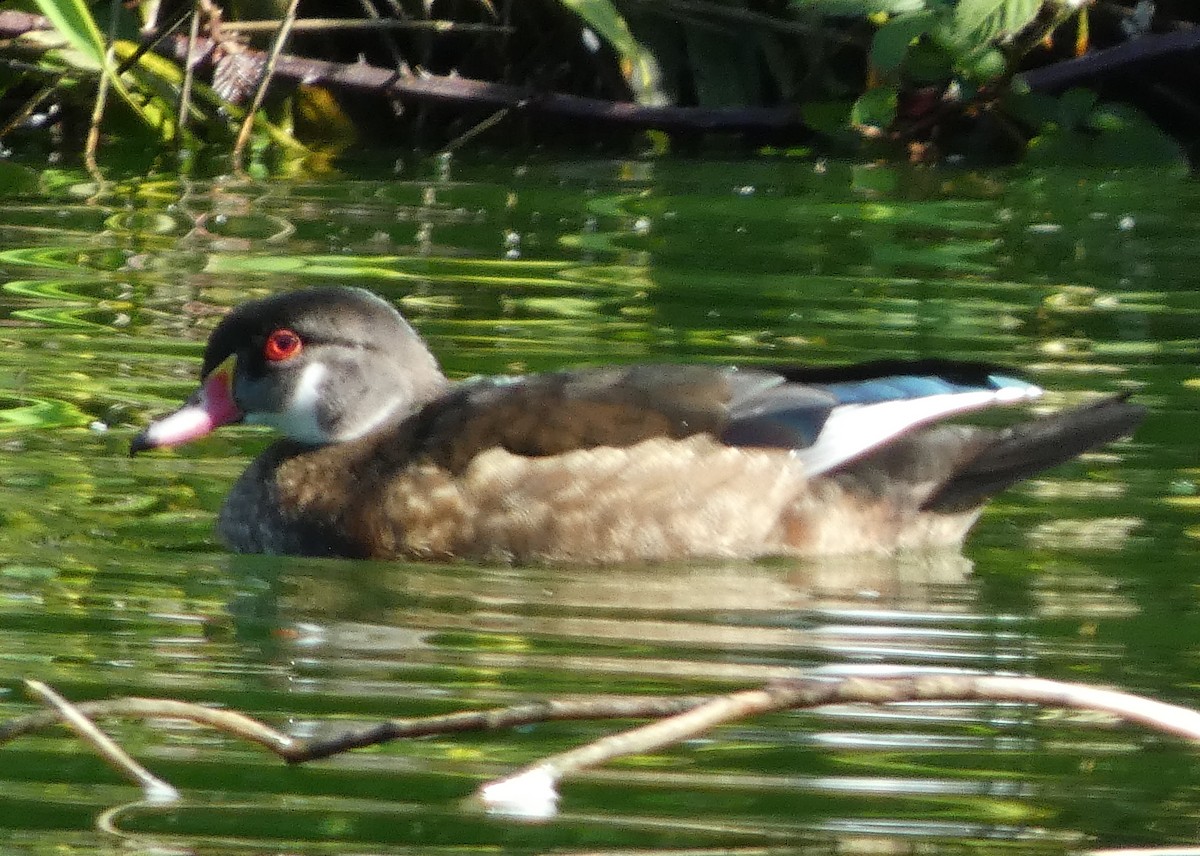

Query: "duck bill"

xmin=130 ymin=355 xmax=243 ymax=455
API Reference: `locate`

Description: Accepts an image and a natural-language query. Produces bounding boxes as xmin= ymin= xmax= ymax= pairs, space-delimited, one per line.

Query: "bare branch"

xmin=7 ymin=673 xmax=1200 ymax=820
xmin=475 ymin=674 xmax=1200 ymax=817
xmin=220 ymin=18 xmax=512 ymax=35
xmin=24 ymin=681 xmax=180 ymax=803
xmin=295 ymin=695 xmax=714 ymax=761
xmin=0 ymin=696 xmax=298 ymax=755
xmin=232 ymin=0 xmax=301 ymax=173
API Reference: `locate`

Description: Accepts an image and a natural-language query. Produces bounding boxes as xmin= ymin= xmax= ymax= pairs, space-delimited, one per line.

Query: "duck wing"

xmin=407 ymin=360 xmax=1045 ymax=476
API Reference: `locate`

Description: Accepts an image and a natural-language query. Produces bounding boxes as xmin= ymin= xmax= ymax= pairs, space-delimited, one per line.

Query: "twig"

xmin=262 ymin=48 xmax=802 ymax=132
xmin=0 ymin=693 xmax=700 ymax=760
xmin=84 ymin=0 xmax=123 ymax=177
xmin=439 ymin=107 xmax=510 ymax=155
xmin=220 ymin=18 xmax=511 ymax=35
xmin=293 ymin=695 xmax=714 ymax=761
xmin=7 ymin=674 xmax=1200 ymax=821
xmin=0 ymin=82 xmax=60 ymax=141
xmin=475 ymin=674 xmax=1200 ymax=817
xmin=24 ymin=681 xmax=180 ymax=804
xmin=0 ymin=696 xmax=298 ymax=754
xmin=350 ymin=0 xmax=410 ymax=79
xmin=177 ymin=4 xmax=203 ymax=135
xmin=232 ymin=0 xmax=300 ymax=173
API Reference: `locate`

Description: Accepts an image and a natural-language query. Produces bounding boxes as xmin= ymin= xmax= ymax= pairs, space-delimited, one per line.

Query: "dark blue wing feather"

xmin=816 ymin=372 xmax=1034 ymax=404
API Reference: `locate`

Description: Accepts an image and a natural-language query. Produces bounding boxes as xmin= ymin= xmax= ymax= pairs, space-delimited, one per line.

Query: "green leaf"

xmin=31 ymin=0 xmax=176 ymax=139
xmin=1086 ymin=104 xmax=1128 ymax=133
xmin=851 ymin=86 xmax=898 ymax=132
xmin=559 ymin=0 xmax=665 ymax=105
xmin=964 ymin=45 xmax=1007 ymax=79
xmin=791 ymin=0 xmax=932 ymax=16
xmin=904 ymin=35 xmax=954 ymax=84
xmin=870 ymin=10 xmax=937 ymax=73
xmin=948 ymin=0 xmax=1041 ymax=52
xmin=31 ymin=0 xmax=110 ymax=72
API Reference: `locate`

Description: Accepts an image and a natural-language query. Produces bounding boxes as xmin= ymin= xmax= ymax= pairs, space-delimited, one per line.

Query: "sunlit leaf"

xmin=559 ymin=0 xmax=665 ymax=105
xmin=790 ymin=0 xmax=931 ymax=16
xmin=851 ymin=86 xmax=897 ymax=132
xmin=0 ymin=565 xmax=60 ymax=581
xmin=26 ymin=1 xmax=102 ymax=71
xmin=0 ymin=394 xmax=87 ymax=429
xmin=31 ymin=0 xmax=176 ymax=139
xmin=964 ymin=45 xmax=1007 ymax=79
xmin=948 ymin=0 xmax=1041 ymax=52
xmin=294 ymin=85 xmax=357 ymax=153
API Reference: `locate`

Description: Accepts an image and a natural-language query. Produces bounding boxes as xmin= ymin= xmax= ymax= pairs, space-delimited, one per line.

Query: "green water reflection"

xmin=0 ymin=158 xmax=1198 ymax=853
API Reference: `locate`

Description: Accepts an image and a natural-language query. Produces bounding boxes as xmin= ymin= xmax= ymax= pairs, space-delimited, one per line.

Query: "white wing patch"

xmin=796 ymin=384 xmax=1044 ymax=477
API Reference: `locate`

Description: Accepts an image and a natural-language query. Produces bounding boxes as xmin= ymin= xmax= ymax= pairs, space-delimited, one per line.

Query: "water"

xmin=0 ymin=156 xmax=1197 ymax=853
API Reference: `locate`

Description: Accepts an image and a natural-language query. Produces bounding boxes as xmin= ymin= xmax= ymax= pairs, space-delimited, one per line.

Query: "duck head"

xmin=131 ymin=287 xmax=447 ymax=454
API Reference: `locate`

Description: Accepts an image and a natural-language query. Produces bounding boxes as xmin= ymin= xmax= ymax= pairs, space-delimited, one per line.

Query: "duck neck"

xmin=332 ymin=371 xmax=450 ymax=444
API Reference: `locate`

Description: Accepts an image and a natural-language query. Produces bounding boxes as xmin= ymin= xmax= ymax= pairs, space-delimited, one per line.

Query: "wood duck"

xmin=131 ymin=287 xmax=1145 ymax=565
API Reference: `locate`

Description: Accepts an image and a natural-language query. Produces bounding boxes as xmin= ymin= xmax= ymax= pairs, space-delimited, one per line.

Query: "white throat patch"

xmin=246 ymin=361 xmax=330 ymax=443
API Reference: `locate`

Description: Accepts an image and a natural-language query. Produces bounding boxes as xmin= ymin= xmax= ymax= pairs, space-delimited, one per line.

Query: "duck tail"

xmin=922 ymin=393 xmax=1146 ymax=513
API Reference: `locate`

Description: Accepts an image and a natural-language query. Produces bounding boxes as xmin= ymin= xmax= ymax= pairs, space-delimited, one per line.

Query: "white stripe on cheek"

xmin=246 ymin=361 xmax=330 ymax=443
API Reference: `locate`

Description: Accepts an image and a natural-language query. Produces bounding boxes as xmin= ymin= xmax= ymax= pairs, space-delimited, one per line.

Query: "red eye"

xmin=264 ymin=328 xmax=302 ymax=362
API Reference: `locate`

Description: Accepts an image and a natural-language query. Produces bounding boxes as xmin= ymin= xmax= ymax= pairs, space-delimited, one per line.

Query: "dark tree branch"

xmin=1021 ymin=27 xmax=1200 ymax=91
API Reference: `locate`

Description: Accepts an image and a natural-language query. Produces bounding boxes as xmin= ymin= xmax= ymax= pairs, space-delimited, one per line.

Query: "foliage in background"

xmin=0 ymin=0 xmax=1189 ymax=169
